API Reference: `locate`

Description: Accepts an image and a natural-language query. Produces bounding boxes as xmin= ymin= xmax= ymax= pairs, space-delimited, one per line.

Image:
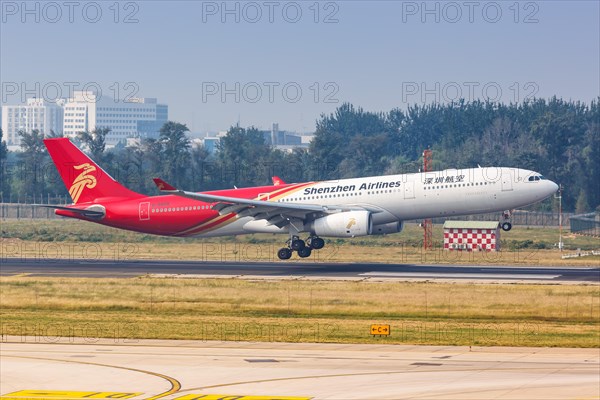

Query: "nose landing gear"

xmin=501 ymin=210 xmax=513 ymax=231
xmin=278 ymin=235 xmax=325 ymax=260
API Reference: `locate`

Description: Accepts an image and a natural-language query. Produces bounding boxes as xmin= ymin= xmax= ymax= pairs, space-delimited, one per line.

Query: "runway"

xmin=1 ymin=338 xmax=598 ymax=400
xmin=1 ymin=258 xmax=599 ymax=283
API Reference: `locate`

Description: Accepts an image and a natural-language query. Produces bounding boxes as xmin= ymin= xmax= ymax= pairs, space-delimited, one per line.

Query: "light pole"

xmin=555 ymin=184 xmax=563 ymax=252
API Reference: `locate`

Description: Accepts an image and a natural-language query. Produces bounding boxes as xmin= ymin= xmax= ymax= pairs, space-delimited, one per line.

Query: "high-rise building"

xmin=1 ymin=98 xmax=64 ymax=146
xmin=63 ymin=91 xmax=168 ymax=146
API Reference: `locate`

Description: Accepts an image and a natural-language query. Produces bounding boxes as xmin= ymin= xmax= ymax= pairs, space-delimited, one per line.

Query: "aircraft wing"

xmin=153 ymin=178 xmax=379 ymax=227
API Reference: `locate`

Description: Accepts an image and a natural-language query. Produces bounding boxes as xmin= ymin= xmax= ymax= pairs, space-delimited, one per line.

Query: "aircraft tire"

xmin=291 ymin=239 xmax=305 ymax=251
xmin=309 ymin=237 xmax=325 ymax=250
xmin=298 ymin=247 xmax=312 ymax=258
xmin=278 ymin=248 xmax=292 ymax=260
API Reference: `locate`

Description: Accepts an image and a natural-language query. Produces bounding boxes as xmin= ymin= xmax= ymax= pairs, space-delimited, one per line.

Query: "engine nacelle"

xmin=371 ymin=221 xmax=404 ymax=235
xmin=309 ymin=211 xmax=372 ymax=237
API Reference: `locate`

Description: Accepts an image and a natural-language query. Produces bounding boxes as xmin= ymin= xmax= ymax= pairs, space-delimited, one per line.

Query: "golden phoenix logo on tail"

xmin=69 ymin=163 xmax=97 ymax=203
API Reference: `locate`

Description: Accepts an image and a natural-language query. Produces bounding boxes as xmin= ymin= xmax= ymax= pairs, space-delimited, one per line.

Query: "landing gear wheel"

xmin=277 ymin=248 xmax=292 ymax=260
xmin=501 ymin=222 xmax=512 ymax=231
xmin=290 ymin=238 xmax=305 ymax=251
xmin=297 ymin=247 xmax=312 ymax=258
xmin=308 ymin=237 xmax=325 ymax=250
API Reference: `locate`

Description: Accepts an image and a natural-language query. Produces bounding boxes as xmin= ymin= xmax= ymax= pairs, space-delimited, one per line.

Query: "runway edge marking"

xmin=1 ymin=391 xmax=141 ymax=399
xmin=173 ymin=395 xmax=312 ymax=400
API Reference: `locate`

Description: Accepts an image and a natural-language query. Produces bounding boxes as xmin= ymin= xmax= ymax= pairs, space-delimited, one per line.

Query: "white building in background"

xmin=63 ymin=91 xmax=168 ymax=146
xmin=262 ymin=123 xmax=313 ymax=153
xmin=194 ymin=125 xmax=314 ymax=155
xmin=1 ymin=98 xmax=64 ymax=146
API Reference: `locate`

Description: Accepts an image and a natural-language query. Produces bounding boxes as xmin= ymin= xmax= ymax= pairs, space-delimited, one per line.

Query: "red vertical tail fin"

xmin=44 ymin=138 xmax=142 ymax=204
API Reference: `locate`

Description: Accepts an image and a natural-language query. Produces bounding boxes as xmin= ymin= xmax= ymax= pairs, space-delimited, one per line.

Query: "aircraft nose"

xmin=548 ymin=180 xmax=559 ymax=195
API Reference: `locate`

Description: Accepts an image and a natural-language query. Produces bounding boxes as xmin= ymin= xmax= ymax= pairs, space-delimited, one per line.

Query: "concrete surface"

xmin=1 ymin=338 xmax=599 ymax=399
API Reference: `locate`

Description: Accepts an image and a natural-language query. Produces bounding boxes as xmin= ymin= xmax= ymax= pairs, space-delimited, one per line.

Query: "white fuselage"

xmin=198 ymin=167 xmax=558 ymax=237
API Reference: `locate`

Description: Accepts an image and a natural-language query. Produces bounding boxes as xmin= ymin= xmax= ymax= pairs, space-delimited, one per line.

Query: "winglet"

xmin=153 ymin=178 xmax=177 ymax=191
xmin=272 ymin=176 xmax=286 ymax=186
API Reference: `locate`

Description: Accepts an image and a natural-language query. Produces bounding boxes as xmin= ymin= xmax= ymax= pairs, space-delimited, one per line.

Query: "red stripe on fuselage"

xmin=172 ymin=182 xmax=316 ymax=236
xmin=59 ymin=181 xmax=318 ymax=237
xmin=174 ymin=212 xmax=238 ymax=237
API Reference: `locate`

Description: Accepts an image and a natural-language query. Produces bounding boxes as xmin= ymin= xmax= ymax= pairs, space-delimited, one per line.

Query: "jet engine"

xmin=308 ymin=210 xmax=372 ymax=237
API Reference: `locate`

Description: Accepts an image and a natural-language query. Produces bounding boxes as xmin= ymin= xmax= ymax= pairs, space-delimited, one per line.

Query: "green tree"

xmin=78 ymin=127 xmax=111 ymax=163
xmin=337 ymin=133 xmax=391 ymax=178
xmin=581 ymin=99 xmax=600 ymax=209
xmin=311 ymin=103 xmax=393 ymax=178
xmin=188 ymin=144 xmax=212 ymax=190
xmin=138 ymin=138 xmax=164 ymax=192
xmin=575 ymin=190 xmax=590 ymax=214
xmin=159 ymin=121 xmax=191 ymax=187
xmin=308 ymin=98 xmax=598 ymax=211
xmin=16 ymin=130 xmax=47 ymax=202
xmin=277 ymin=148 xmax=314 ymax=183
xmin=111 ymin=144 xmax=146 ymax=193
xmin=217 ymin=125 xmax=271 ymax=187
xmin=0 ymin=128 xmax=8 ymax=201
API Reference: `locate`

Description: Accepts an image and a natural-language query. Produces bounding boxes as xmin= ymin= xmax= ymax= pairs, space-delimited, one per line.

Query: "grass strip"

xmin=2 ymin=277 xmax=598 ymax=347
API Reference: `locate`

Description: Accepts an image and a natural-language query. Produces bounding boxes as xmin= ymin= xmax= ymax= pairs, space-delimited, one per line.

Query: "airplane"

xmin=42 ymin=137 xmax=559 ymax=260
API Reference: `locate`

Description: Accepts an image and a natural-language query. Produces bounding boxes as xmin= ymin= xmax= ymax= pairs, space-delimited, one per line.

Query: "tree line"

xmin=0 ymin=97 xmax=598 ymax=212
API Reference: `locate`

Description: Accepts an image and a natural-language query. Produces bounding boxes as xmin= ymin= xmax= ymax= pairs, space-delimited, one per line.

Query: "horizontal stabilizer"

xmin=35 ymin=204 xmax=106 ymax=219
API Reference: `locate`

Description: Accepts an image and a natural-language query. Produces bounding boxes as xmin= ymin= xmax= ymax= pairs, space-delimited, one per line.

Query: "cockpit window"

xmin=528 ymin=175 xmax=544 ymax=182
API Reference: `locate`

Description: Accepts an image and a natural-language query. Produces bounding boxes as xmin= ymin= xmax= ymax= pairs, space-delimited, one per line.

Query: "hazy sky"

xmin=1 ymin=1 xmax=598 ymax=132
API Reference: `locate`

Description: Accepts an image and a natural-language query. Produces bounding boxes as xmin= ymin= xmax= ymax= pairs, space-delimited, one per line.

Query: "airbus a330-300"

xmin=43 ymin=138 xmax=559 ymax=259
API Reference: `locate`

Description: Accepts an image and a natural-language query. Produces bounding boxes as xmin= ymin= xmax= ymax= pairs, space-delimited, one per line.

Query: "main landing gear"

xmin=277 ymin=235 xmax=325 ymax=260
xmin=501 ymin=210 xmax=513 ymax=231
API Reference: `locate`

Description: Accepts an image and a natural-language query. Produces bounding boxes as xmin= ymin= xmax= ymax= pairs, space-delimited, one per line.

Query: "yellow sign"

xmin=2 ymin=391 xmax=142 ymax=399
xmin=174 ymin=395 xmax=312 ymax=400
xmin=370 ymin=324 xmax=391 ymax=336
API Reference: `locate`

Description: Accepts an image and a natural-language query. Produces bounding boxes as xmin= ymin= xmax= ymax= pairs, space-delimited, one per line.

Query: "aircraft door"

xmin=139 ymin=202 xmax=150 ymax=220
xmin=501 ymin=170 xmax=513 ymax=191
